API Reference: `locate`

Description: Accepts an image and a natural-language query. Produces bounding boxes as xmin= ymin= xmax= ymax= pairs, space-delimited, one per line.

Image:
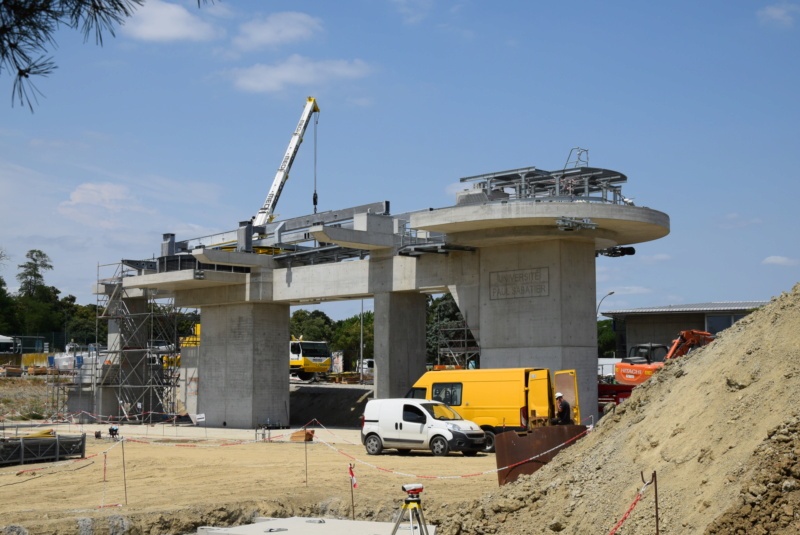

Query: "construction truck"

xmin=290 ymin=337 xmax=332 ymax=381
xmin=614 ymin=329 xmax=714 ymax=386
xmin=406 ymin=367 xmax=579 ymax=453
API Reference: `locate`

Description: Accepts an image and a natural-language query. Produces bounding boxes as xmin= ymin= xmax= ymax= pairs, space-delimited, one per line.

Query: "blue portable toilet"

xmin=76 ymin=355 xmax=84 ymax=369
xmin=47 ymin=356 xmax=55 ymax=368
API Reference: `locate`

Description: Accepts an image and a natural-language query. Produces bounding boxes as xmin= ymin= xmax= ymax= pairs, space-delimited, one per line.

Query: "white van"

xmin=360 ymin=398 xmax=485 ymax=456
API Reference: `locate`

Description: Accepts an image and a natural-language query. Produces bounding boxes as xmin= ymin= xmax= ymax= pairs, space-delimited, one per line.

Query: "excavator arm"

xmin=253 ymin=97 xmax=320 ymax=227
xmin=665 ymin=330 xmax=714 ymax=360
xmin=615 ymin=329 xmax=714 ymax=386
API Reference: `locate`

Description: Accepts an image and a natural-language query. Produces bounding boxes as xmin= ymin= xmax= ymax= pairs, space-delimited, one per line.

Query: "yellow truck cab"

xmin=289 ymin=339 xmax=332 ymax=380
xmin=406 ymin=368 xmax=579 ymax=452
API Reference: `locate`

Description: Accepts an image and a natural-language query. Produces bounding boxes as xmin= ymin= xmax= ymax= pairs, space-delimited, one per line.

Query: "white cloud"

xmin=61 ymin=183 xmax=132 ymax=211
xmin=233 ymin=12 xmax=323 ymax=50
xmin=0 ymin=161 xmax=49 ymax=190
xmin=439 ymin=23 xmax=475 ymax=41
xmin=392 ymin=0 xmax=435 ymax=23
xmin=170 ymin=221 xmax=225 ymax=238
xmin=595 ymin=272 xmax=611 ymax=284
xmin=123 ymin=0 xmax=220 ymax=42
xmin=345 ymin=96 xmax=374 ymax=107
xmin=445 ymin=182 xmax=467 ymax=198
xmin=719 ymin=212 xmax=763 ymax=229
xmin=135 ymin=175 xmax=223 ymax=206
xmin=613 ymin=286 xmax=654 ymax=296
xmin=57 ymin=183 xmax=154 ymax=229
xmin=229 ymin=54 xmax=370 ymax=93
xmin=762 ymin=255 xmax=800 ymax=266
xmin=640 ymin=253 xmax=672 ymax=264
xmin=758 ymin=3 xmax=800 ymax=28
xmin=205 ymin=2 xmax=235 ymax=19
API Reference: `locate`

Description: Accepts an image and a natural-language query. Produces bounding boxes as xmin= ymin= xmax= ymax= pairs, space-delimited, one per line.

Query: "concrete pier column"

xmin=411 ymin=193 xmax=671 ymax=422
xmin=373 ymin=292 xmax=427 ymax=399
xmin=199 ymin=302 xmax=289 ymax=428
xmin=474 ymin=239 xmax=598 ymax=420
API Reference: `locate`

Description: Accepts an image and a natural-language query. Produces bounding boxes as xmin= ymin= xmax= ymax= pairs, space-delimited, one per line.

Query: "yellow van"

xmin=405 ymin=368 xmax=579 ymax=452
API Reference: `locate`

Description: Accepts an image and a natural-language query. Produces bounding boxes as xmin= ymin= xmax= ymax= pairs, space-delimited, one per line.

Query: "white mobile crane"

xmin=253 ymin=96 xmax=321 ymax=227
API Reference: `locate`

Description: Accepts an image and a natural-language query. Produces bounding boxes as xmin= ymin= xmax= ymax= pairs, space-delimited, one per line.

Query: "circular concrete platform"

xmin=411 ymin=201 xmax=669 ymax=249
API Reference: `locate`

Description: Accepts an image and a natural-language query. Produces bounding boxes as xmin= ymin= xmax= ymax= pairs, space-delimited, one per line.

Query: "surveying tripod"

xmin=391 ymin=484 xmax=430 ymax=535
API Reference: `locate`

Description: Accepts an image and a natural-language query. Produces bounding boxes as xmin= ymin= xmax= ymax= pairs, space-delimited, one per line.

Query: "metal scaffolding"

xmin=436 ymin=320 xmax=480 ymax=369
xmin=60 ymin=262 xmax=193 ymax=424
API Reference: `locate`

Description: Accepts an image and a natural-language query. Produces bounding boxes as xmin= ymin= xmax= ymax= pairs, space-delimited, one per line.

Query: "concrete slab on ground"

xmin=196 ymin=516 xmax=436 ymax=534
xmin=2 ymin=421 xmax=364 ymax=447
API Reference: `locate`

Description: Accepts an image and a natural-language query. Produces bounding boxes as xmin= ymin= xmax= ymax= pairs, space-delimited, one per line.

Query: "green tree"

xmin=15 ymin=250 xmax=61 ymax=336
xmin=290 ymin=309 xmax=335 ymax=342
xmin=330 ymin=311 xmax=374 ymax=371
xmin=0 ymin=274 xmax=19 ymax=334
xmin=64 ymin=299 xmax=106 ymax=347
xmin=15 ymin=295 xmax=58 ymax=336
xmin=16 ymin=249 xmax=63 ymax=335
xmin=597 ymin=319 xmax=616 ymax=358
xmin=16 ymin=249 xmax=52 ymax=298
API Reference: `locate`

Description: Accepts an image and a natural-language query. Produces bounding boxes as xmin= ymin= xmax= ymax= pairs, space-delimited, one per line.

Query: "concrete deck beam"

xmin=119 ymin=195 xmax=669 ymax=425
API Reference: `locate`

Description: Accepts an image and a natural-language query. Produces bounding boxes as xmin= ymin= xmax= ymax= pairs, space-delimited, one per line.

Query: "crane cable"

xmin=313 ymin=110 xmax=319 ymax=214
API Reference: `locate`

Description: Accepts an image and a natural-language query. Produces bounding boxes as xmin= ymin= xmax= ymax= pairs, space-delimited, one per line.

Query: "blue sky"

xmin=1 ymin=0 xmax=798 ymax=320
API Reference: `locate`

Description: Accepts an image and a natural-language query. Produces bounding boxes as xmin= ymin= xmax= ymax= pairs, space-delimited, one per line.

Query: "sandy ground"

xmin=2 ymin=283 xmax=800 ymax=535
xmin=0 ymin=422 xmax=497 ymax=534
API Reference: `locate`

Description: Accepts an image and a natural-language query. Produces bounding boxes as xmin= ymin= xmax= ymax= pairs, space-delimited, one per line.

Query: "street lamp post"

xmin=596 ymin=291 xmax=615 ymax=317
xmin=359 ymin=299 xmax=364 ymax=384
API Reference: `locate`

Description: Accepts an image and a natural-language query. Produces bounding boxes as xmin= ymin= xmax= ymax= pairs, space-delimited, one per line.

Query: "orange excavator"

xmin=614 ymin=330 xmax=714 ymax=386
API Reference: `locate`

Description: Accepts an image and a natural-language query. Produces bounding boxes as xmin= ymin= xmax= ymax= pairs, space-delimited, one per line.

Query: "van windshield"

xmin=421 ymin=403 xmax=463 ymax=421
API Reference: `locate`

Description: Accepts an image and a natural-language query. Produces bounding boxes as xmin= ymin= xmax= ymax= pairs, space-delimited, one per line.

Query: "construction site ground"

xmin=1 ymin=283 xmax=800 ymax=534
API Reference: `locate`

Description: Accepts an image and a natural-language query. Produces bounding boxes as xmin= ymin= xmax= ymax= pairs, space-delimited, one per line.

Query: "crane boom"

xmin=253 ymin=96 xmax=320 ymax=227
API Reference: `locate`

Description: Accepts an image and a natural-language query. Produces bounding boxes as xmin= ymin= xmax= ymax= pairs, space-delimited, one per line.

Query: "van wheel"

xmin=430 ymin=436 xmax=449 ymax=456
xmin=483 ymin=429 xmax=496 ymax=453
xmin=365 ymin=434 xmax=383 ymax=455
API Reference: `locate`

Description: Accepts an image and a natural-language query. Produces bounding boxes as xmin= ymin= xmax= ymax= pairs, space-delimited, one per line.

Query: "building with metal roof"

xmin=599 ymin=301 xmax=769 ymax=358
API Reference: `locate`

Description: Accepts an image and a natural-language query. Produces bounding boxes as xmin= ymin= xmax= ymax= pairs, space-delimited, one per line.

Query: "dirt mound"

xmin=430 ymin=283 xmax=800 ymax=534
xmin=0 ymin=378 xmax=47 ymax=420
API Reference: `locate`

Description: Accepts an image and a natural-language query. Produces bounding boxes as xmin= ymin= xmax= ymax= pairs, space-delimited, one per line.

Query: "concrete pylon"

xmin=412 ymin=201 xmax=669 ymax=421
xmin=373 ymin=292 xmax=427 ymax=399
xmin=448 ymin=239 xmax=598 ymax=417
xmin=198 ymin=302 xmax=289 ymax=428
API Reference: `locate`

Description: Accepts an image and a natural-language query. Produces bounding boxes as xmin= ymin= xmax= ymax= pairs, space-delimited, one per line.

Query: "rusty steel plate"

xmin=494 ymin=425 xmax=587 ymax=485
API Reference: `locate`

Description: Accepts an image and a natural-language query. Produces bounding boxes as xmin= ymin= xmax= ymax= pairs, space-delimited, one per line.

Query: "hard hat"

xmin=556 ymin=392 xmax=563 ymax=398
